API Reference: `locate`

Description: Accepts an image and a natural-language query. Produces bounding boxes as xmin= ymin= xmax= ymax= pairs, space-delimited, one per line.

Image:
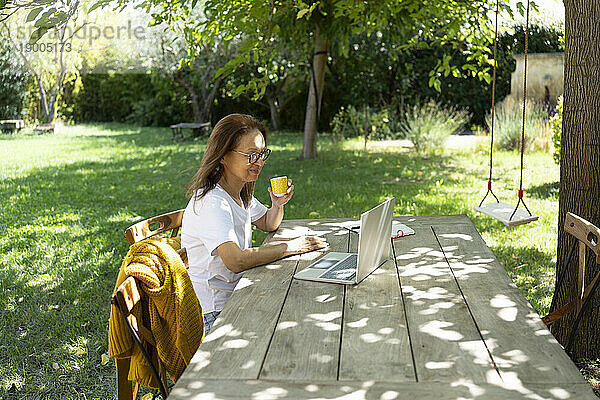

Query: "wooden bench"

xmin=33 ymin=123 xmax=54 ymax=133
xmin=0 ymin=119 xmax=25 ymax=132
xmin=169 ymin=122 xmax=210 ymax=140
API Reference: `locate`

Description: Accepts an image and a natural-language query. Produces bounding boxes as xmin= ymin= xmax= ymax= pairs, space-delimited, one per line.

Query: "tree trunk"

xmin=200 ymin=75 xmax=222 ymax=123
xmin=300 ymin=24 xmax=328 ymax=159
xmin=176 ymin=73 xmax=203 ymax=123
xmin=550 ymin=0 xmax=600 ymax=359
xmin=266 ymin=95 xmax=281 ymax=131
xmin=45 ymin=96 xmax=56 ymax=123
xmin=176 ymin=71 xmax=221 ymax=137
xmin=46 ymin=73 xmax=65 ymax=124
xmin=191 ymin=88 xmax=203 ymax=123
xmin=33 ymin=75 xmax=51 ymax=123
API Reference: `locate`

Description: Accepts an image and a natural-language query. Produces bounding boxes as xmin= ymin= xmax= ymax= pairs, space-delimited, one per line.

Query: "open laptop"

xmin=293 ymin=198 xmax=394 ymax=285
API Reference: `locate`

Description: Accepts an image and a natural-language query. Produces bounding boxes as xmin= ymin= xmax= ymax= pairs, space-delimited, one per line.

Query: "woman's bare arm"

xmin=216 ymin=236 xmax=328 ymax=274
xmin=252 ymin=204 xmax=284 ymax=232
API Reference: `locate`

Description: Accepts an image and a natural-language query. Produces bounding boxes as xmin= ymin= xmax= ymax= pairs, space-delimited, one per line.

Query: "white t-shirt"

xmin=181 ymin=184 xmax=268 ymax=313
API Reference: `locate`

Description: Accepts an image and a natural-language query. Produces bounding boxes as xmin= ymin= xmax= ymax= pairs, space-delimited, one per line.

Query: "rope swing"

xmin=474 ymin=0 xmax=539 ymax=227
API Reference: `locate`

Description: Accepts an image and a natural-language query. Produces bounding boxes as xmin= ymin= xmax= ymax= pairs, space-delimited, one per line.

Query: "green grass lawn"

xmin=0 ymin=123 xmax=564 ymax=398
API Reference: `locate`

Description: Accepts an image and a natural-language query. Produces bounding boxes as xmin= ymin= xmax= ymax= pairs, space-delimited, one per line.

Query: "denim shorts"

xmin=203 ymin=311 xmax=221 ymax=334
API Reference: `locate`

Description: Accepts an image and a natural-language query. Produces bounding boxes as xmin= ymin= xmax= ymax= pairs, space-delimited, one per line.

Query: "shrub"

xmin=533 ymin=120 xmax=554 ymax=152
xmin=331 ymin=105 xmax=395 ymax=143
xmin=0 ymin=37 xmax=29 ymax=120
xmin=69 ymin=71 xmax=191 ymax=125
xmin=325 ymin=23 xmax=564 ymax=130
xmin=487 ymin=97 xmax=547 ymax=151
xmin=550 ymin=96 xmax=563 ymax=164
xmin=400 ymin=101 xmax=469 ymax=153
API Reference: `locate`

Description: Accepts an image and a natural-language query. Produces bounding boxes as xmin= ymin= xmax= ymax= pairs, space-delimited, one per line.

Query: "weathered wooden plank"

xmin=258 ymin=277 xmax=344 ymax=381
xmin=170 ymin=122 xmax=210 ymax=129
xmin=285 ymin=214 xmax=471 ymax=228
xmin=187 ymin=261 xmax=297 ymax=378
xmin=185 ymin=223 xmax=331 ymax=379
xmin=339 ymin=258 xmax=416 ymax=382
xmin=393 ymin=224 xmax=497 ymax=382
xmin=259 ymin=226 xmax=349 ymax=381
xmin=433 ymin=222 xmax=590 ymax=385
xmin=392 ymin=214 xmax=473 ymax=227
xmin=474 ymin=201 xmax=539 ymax=226
xmin=169 ymin=378 xmax=598 ymax=400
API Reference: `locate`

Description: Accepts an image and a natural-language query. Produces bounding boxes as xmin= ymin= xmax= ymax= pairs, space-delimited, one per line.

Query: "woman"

xmin=181 ymin=113 xmax=328 ymax=333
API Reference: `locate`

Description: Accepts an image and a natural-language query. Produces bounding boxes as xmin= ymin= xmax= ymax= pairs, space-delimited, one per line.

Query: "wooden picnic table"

xmin=0 ymin=119 xmax=25 ymax=131
xmin=170 ymin=215 xmax=596 ymax=399
xmin=170 ymin=122 xmax=211 ymax=139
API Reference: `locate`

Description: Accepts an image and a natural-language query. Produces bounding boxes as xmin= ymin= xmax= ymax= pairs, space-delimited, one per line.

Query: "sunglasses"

xmin=232 ymin=148 xmax=272 ymax=164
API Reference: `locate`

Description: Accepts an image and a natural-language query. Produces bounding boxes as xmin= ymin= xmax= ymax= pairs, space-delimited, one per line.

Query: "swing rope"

xmin=478 ymin=0 xmax=500 ymax=207
xmin=509 ymin=0 xmax=534 ymax=221
xmin=477 ymin=0 xmax=534 ymax=223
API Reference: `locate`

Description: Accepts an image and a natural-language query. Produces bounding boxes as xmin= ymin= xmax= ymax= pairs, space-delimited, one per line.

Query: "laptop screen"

xmin=356 ymin=198 xmax=394 ymax=283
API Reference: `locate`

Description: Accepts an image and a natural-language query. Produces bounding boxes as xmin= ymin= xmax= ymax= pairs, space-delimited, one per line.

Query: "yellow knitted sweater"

xmin=108 ymin=237 xmax=203 ymax=387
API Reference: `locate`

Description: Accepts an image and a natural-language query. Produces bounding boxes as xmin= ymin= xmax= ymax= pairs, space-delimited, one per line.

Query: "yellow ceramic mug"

xmin=270 ymin=176 xmax=288 ymax=197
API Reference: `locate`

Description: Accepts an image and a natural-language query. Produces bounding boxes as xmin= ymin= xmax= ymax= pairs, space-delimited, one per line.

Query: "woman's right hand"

xmin=283 ymin=236 xmax=329 ymax=257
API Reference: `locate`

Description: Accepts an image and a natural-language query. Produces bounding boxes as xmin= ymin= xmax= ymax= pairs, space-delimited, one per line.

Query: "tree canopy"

xmin=140 ymin=0 xmax=515 ymax=158
xmin=4 ymin=0 xmax=529 ymax=157
xmin=142 ymin=0 xmax=509 ymax=93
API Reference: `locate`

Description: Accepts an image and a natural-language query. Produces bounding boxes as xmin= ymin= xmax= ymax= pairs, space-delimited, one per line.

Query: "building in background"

xmin=507 ymin=52 xmax=564 ymax=110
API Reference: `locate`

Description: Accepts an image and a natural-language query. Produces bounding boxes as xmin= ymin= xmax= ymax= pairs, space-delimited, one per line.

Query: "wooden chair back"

xmin=124 ymin=209 xmax=188 ymax=267
xmin=112 ymin=276 xmax=168 ymax=399
xmin=565 ymin=212 xmax=600 ymax=263
xmin=115 ymin=209 xmax=190 ymax=398
xmin=542 ymin=212 xmax=600 ymax=327
xmin=124 ymin=209 xmax=184 ymax=245
xmin=564 ymin=212 xmax=600 ymax=315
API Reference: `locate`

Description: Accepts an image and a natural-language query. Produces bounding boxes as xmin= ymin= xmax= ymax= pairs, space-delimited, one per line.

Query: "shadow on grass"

xmin=0 ymin=148 xmax=204 ymax=397
xmin=528 ymin=181 xmax=559 ymax=200
xmin=0 ymin=126 xmax=559 ymax=397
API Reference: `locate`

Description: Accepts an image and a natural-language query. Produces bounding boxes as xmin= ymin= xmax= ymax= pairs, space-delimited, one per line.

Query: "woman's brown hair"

xmin=187 ymin=113 xmax=268 ymax=208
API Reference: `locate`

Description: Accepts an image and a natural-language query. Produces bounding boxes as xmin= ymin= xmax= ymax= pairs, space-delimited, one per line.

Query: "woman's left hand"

xmin=268 ymin=179 xmax=294 ymax=208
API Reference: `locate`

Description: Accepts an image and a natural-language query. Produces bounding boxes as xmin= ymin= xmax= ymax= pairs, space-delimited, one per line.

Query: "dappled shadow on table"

xmin=173 ymin=219 xmax=592 ymax=399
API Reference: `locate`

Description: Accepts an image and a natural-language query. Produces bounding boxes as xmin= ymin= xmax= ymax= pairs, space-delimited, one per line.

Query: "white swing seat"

xmin=474 ymin=201 xmax=539 ymax=227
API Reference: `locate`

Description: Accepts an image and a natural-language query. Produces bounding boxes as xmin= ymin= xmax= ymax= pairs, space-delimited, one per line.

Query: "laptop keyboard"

xmin=319 ymin=254 xmax=358 ymax=281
